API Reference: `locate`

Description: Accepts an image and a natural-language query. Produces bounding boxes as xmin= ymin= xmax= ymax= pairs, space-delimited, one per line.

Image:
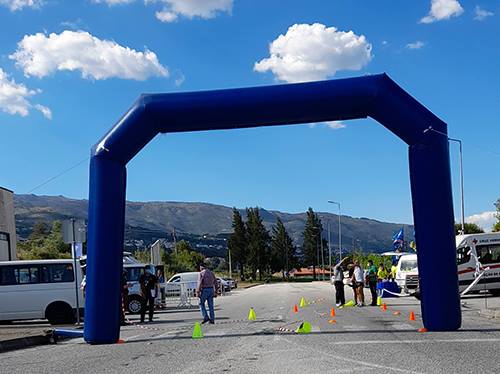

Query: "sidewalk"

xmin=0 ymin=320 xmax=75 ymax=353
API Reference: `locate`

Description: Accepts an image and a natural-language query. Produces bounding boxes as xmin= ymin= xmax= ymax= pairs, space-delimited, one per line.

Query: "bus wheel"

xmin=127 ymin=295 xmax=144 ymax=314
xmin=46 ymin=302 xmax=75 ymax=325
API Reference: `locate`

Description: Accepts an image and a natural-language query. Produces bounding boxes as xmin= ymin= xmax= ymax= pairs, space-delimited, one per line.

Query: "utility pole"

xmin=328 ymin=201 xmax=342 ymax=261
xmin=423 ymin=126 xmax=465 ymax=234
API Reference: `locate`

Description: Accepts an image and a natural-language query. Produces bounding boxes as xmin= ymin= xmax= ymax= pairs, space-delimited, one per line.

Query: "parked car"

xmin=222 ymin=277 xmax=237 ymax=289
xmin=217 ymin=277 xmax=231 ymax=292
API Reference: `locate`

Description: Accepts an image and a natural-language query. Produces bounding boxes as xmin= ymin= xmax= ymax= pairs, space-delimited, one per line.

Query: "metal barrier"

xmin=162 ymin=282 xmax=198 ymax=308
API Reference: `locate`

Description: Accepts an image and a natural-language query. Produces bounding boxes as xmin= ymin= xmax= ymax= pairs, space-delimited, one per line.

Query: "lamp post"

xmin=328 ymin=201 xmax=342 ymax=261
xmin=423 ymin=126 xmax=465 ymax=235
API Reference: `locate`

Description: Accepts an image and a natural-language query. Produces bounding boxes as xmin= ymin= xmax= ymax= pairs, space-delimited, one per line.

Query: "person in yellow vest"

xmin=377 ymin=264 xmax=389 ymax=282
xmin=390 ymin=261 xmax=398 ymax=281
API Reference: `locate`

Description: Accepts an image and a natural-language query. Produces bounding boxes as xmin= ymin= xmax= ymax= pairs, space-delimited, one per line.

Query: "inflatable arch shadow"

xmin=84 ymin=73 xmax=461 ymax=344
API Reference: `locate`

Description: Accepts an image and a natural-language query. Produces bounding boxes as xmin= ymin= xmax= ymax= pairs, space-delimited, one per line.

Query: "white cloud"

xmin=308 ymin=121 xmax=346 ymax=130
xmin=0 ymin=0 xmax=43 ymax=11
xmin=34 ymin=104 xmax=52 ymax=119
xmin=474 ymin=6 xmax=494 ymax=21
xmin=406 ymin=41 xmax=425 ymax=50
xmin=420 ymin=0 xmax=464 ymax=24
xmin=254 ymin=23 xmax=372 ymax=83
xmin=152 ymin=0 xmax=232 ymax=23
xmin=91 ymin=0 xmax=135 ymax=5
xmin=466 ymin=211 xmax=498 ymax=232
xmin=0 ymin=68 xmax=50 ymax=119
xmin=325 ymin=121 xmax=346 ymax=130
xmin=10 ymin=30 xmax=168 ymax=80
xmin=174 ymin=71 xmax=185 ymax=86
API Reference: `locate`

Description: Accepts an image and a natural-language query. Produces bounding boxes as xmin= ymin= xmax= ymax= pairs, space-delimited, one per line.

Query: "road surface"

xmin=2 ymin=282 xmax=500 ymax=373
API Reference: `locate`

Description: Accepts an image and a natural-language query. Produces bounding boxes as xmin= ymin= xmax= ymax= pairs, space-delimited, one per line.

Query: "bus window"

xmin=477 ymin=245 xmax=500 ymax=264
xmin=457 ymin=246 xmax=471 ymax=265
xmin=41 ymin=264 xmax=74 ymax=283
xmin=18 ymin=267 xmax=39 ymax=284
xmin=0 ymin=267 xmax=17 ymax=285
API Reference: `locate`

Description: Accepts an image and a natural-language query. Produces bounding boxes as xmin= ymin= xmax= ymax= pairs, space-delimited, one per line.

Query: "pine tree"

xmin=302 ymin=207 xmax=323 ymax=280
xmin=227 ymin=208 xmax=248 ymax=280
xmin=246 ymin=207 xmax=270 ymax=281
xmin=270 ymin=217 xmax=296 ymax=278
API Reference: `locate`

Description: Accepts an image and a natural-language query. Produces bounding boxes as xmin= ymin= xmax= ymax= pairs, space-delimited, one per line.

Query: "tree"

xmin=227 ymin=208 xmax=248 ymax=280
xmin=493 ymin=198 xmax=500 ymax=233
xmin=246 ymin=207 xmax=270 ymax=281
xmin=162 ymin=240 xmax=205 ymax=274
xmin=18 ymin=221 xmax=71 ymax=260
xmin=455 ymin=222 xmax=484 ymax=235
xmin=302 ymin=208 xmax=323 ymax=280
xmin=270 ymin=217 xmax=296 ymax=278
xmin=30 ymin=221 xmax=50 ymax=239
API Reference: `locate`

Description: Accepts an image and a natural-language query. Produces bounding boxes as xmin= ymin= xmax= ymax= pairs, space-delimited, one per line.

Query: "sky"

xmin=1 ymin=0 xmax=499 ymax=230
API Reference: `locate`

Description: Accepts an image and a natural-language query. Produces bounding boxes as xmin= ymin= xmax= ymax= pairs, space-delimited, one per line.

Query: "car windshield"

xmin=401 ymin=259 xmax=418 ymax=271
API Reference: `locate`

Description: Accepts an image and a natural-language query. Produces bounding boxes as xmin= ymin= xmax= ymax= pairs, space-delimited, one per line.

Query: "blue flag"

xmin=392 ymin=228 xmax=404 ymax=249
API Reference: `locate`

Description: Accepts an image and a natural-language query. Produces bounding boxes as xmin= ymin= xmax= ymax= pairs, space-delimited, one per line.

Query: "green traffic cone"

xmin=296 ymin=321 xmax=312 ymax=334
xmin=343 ymin=299 xmax=356 ymax=307
xmin=299 ymin=297 xmax=307 ymax=308
xmin=248 ymin=307 xmax=257 ymax=321
xmin=377 ymin=296 xmax=382 ymax=306
xmin=192 ymin=321 xmax=203 ymax=339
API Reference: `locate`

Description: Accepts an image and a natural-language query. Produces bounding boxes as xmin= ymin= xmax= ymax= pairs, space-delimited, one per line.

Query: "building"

xmin=0 ymin=187 xmax=17 ymax=261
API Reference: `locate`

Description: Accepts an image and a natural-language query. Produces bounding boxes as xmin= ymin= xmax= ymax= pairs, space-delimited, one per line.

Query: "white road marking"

xmin=282 ymin=336 xmax=423 ymax=374
xmin=389 ymin=323 xmax=415 ymax=330
xmin=325 ymin=338 xmax=500 ymax=345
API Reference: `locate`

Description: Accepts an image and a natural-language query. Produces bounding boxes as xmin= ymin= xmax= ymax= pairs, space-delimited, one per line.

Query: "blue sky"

xmin=1 ymin=0 xmax=499 ymax=230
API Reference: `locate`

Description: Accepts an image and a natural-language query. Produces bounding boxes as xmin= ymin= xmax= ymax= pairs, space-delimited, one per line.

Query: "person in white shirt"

xmin=351 ymin=260 xmax=365 ymax=306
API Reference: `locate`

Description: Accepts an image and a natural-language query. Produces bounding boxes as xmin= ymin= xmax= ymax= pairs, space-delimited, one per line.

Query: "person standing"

xmin=366 ymin=260 xmax=378 ymax=306
xmin=333 ymin=258 xmax=347 ymax=306
xmin=197 ymin=262 xmax=217 ymax=324
xmin=352 ymin=260 xmax=365 ymax=306
xmin=120 ymin=269 xmax=131 ymax=325
xmin=139 ymin=265 xmax=158 ymax=323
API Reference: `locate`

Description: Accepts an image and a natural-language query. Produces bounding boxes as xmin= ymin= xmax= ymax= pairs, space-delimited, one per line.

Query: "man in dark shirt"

xmin=197 ymin=262 xmax=217 ymax=324
xmin=139 ymin=265 xmax=158 ymax=323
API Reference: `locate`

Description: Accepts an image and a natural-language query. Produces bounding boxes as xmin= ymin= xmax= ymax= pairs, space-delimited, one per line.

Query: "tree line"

xmin=228 ymin=207 xmax=330 ymax=281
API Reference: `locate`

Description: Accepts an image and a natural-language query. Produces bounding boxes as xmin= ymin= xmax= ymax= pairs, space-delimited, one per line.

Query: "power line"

xmin=26 ymin=156 xmax=90 ymax=194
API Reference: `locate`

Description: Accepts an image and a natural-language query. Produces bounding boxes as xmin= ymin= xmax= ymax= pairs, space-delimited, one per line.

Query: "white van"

xmin=395 ymin=233 xmax=500 ymax=295
xmin=0 ymin=259 xmax=84 ymax=324
xmin=456 ymin=233 xmax=500 ymax=295
xmin=165 ymin=272 xmax=199 ymax=296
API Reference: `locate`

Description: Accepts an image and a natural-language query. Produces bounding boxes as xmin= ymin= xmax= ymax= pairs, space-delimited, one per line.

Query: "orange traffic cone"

xmin=382 ymin=303 xmax=387 ymax=311
xmin=330 ymin=307 xmax=336 ymax=317
xmin=293 ymin=304 xmax=299 ymax=313
xmin=418 ymin=327 xmax=428 ymax=333
xmin=409 ymin=311 xmax=416 ymax=321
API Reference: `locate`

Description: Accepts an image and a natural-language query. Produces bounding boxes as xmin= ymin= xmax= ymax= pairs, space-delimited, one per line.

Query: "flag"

xmin=392 ymin=228 xmax=404 ymax=249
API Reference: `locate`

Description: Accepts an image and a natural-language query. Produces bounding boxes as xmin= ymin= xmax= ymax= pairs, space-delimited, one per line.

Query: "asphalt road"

xmin=2 ymin=282 xmax=500 ymax=374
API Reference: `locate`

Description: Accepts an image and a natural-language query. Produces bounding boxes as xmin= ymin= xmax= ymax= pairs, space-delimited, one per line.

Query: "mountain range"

xmin=14 ymin=194 xmax=414 ymax=257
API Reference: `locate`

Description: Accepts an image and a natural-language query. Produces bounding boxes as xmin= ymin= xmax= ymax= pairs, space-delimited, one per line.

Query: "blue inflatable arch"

xmin=84 ymin=74 xmax=461 ymax=344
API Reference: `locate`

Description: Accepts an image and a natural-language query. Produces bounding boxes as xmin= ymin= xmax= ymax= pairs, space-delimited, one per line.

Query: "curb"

xmin=0 ymin=333 xmax=51 ymax=354
xmin=241 ymin=283 xmax=264 ymax=289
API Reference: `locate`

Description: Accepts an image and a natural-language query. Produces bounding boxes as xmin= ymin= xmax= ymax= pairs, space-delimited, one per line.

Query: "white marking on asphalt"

xmin=389 ymin=323 xmax=415 ymax=330
xmin=125 ymin=333 xmax=149 ymax=341
xmin=282 ymin=337 xmax=424 ymax=374
xmin=342 ymin=325 xmax=368 ymax=331
xmin=325 ymin=338 xmax=500 ymax=345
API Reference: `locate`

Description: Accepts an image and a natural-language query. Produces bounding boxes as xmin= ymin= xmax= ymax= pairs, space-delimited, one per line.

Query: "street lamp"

xmin=328 ymin=201 xmax=342 ymax=261
xmin=423 ymin=126 xmax=465 ymax=235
